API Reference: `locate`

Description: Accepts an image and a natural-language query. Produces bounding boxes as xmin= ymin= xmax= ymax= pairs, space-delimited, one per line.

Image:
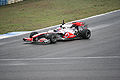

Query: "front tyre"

xmin=30 ymin=32 xmax=38 ymax=38
xmin=30 ymin=32 xmax=38 ymax=42
xmin=81 ymin=29 xmax=91 ymax=39
xmin=47 ymin=34 xmax=57 ymax=44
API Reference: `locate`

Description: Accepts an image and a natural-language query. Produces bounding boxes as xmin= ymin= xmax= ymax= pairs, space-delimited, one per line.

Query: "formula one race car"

xmin=23 ymin=21 xmax=91 ymax=44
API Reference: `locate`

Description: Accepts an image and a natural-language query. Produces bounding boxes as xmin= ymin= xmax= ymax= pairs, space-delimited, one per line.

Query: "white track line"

xmin=0 ymin=9 xmax=120 ymax=40
xmin=68 ymin=9 xmax=120 ymax=23
xmin=0 ymin=56 xmax=120 ymax=61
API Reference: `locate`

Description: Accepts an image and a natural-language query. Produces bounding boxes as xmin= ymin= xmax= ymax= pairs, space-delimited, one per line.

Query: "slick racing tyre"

xmin=30 ymin=32 xmax=38 ymax=38
xmin=30 ymin=32 xmax=38 ymax=41
xmin=47 ymin=34 xmax=57 ymax=44
xmin=81 ymin=29 xmax=91 ymax=39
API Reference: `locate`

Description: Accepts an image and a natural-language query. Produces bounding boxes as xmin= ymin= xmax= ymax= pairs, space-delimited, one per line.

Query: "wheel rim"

xmin=52 ymin=36 xmax=57 ymax=42
xmin=86 ymin=30 xmax=91 ymax=38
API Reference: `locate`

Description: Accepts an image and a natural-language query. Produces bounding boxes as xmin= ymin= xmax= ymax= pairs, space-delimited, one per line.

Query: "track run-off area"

xmin=0 ymin=10 xmax=120 ymax=80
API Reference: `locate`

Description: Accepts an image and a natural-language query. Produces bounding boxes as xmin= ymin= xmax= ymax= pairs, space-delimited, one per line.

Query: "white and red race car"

xmin=23 ymin=21 xmax=91 ymax=44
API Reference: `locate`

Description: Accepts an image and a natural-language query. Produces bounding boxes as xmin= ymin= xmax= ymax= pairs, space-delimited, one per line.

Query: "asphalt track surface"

xmin=0 ymin=10 xmax=120 ymax=80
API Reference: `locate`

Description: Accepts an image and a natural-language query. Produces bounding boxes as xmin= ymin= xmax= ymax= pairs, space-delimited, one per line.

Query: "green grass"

xmin=0 ymin=0 xmax=120 ymax=34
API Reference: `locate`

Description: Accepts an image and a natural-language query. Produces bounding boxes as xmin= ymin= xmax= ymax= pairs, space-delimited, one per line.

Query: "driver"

xmin=53 ymin=25 xmax=66 ymax=32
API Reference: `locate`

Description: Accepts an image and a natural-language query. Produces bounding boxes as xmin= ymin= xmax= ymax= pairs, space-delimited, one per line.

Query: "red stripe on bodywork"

xmin=25 ymin=38 xmax=33 ymax=41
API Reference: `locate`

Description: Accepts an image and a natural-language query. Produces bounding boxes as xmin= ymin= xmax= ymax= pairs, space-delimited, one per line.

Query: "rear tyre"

xmin=81 ymin=29 xmax=91 ymax=39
